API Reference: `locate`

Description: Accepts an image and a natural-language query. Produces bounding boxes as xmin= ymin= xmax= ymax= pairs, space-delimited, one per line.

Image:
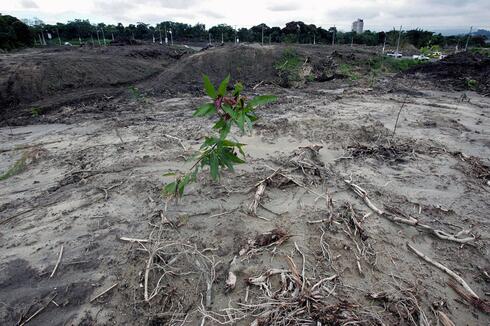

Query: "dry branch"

xmin=90 ymin=283 xmax=118 ymax=303
xmin=407 ymin=243 xmax=484 ymax=305
xmin=345 ymin=179 xmax=475 ymax=244
xmin=49 ymin=245 xmax=64 ymax=278
xmin=248 ymin=168 xmax=281 ymax=216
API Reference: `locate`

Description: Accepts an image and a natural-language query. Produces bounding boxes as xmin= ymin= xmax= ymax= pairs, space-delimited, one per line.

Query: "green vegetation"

xmin=0 ymin=153 xmax=28 ymax=181
xmin=163 ymin=75 xmax=276 ymax=198
xmin=3 ymin=13 xmax=489 ymax=50
xmin=31 ymin=107 xmax=42 ymax=117
xmin=0 ymin=14 xmax=32 ymax=50
xmin=275 ymin=49 xmax=304 ymax=86
xmin=339 ymin=63 xmax=359 ymax=81
xmin=470 ymin=48 xmax=490 ymax=57
xmin=467 ymin=79 xmax=478 ymax=90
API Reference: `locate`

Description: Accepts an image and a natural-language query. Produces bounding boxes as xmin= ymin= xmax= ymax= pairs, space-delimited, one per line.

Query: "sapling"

xmin=163 ymin=75 xmax=276 ymax=197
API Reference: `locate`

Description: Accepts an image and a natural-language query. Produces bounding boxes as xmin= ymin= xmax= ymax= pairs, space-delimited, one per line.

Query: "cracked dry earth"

xmin=0 ymin=83 xmax=489 ymax=325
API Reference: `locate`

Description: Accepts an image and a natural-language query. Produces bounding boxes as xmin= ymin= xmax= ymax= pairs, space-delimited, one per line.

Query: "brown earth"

xmin=0 ymin=45 xmax=194 ymax=117
xmin=0 ymin=44 xmax=489 ymax=326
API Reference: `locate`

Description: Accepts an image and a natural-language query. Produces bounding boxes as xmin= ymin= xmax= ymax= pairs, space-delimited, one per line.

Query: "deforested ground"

xmin=0 ymin=44 xmax=489 ymax=326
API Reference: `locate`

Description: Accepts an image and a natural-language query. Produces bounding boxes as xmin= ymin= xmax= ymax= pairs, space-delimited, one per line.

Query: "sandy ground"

xmin=0 ymin=80 xmax=489 ymax=325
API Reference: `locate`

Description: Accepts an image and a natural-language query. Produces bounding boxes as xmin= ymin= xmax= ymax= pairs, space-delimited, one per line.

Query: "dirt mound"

xmin=150 ymin=44 xmax=283 ymax=94
xmin=404 ymin=52 xmax=490 ymax=95
xmin=0 ymin=45 xmax=193 ymax=116
xmin=149 ymin=44 xmax=368 ymax=94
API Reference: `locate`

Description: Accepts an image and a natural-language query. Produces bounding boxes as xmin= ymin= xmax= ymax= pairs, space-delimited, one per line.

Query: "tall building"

xmin=352 ymin=19 xmax=364 ymax=34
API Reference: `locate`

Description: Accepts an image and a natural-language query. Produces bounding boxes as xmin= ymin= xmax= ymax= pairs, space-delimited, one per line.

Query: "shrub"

xmin=467 ymin=79 xmax=478 ymax=90
xmin=163 ymin=75 xmax=276 ymax=197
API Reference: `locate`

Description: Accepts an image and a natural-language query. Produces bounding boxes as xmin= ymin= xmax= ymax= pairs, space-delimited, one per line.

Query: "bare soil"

xmin=0 ymin=44 xmax=489 ymax=326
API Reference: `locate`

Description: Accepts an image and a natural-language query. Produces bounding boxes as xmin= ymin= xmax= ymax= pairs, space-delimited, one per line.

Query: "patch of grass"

xmin=467 ymin=79 xmax=478 ymax=90
xmin=339 ymin=63 xmax=359 ymax=81
xmin=470 ymin=47 xmax=490 ymax=57
xmin=30 ymin=107 xmax=42 ymax=117
xmin=275 ymin=48 xmax=302 ymax=85
xmin=0 ymin=153 xmax=28 ymax=181
xmin=367 ymin=56 xmax=425 ymax=74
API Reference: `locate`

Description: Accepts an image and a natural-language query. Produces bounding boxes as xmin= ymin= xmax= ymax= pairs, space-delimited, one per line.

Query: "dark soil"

xmin=404 ymin=52 xmax=490 ymax=95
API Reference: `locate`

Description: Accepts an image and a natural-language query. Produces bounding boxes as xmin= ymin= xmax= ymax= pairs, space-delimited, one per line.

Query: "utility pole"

xmin=221 ymin=31 xmax=224 ymax=44
xmin=56 ymin=29 xmax=61 ymax=46
xmin=169 ymin=30 xmax=173 ymax=45
xmin=313 ymin=33 xmax=316 ymax=45
xmin=164 ymin=25 xmax=168 ymax=44
xmin=331 ymin=29 xmax=335 ymax=46
xmin=159 ymin=28 xmax=162 ymax=44
xmin=234 ymin=25 xmax=237 ymax=43
xmin=395 ymin=25 xmax=402 ymax=57
xmin=464 ymin=26 xmax=473 ymax=51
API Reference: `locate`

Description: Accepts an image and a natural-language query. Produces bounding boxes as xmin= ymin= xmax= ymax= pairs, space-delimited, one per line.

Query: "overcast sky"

xmin=1 ymin=0 xmax=489 ymax=33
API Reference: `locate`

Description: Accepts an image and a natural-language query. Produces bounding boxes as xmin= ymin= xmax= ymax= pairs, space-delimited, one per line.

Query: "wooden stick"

xmin=120 ymin=237 xmax=149 ymax=243
xmin=407 ymin=243 xmax=478 ymax=298
xmin=344 ymin=179 xmax=383 ymax=215
xmin=49 ymin=245 xmax=64 ymax=278
xmin=19 ymin=294 xmax=57 ymax=326
xmin=90 ymin=283 xmax=118 ymax=303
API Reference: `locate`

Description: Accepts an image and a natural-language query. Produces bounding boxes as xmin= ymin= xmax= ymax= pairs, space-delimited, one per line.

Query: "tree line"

xmin=1 ymin=13 xmax=488 ymax=50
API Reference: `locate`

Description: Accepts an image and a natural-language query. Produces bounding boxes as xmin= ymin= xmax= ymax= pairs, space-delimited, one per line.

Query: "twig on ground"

xmin=164 ymin=134 xmax=187 ymax=151
xmin=120 ymin=237 xmax=149 ymax=243
xmin=345 ymin=179 xmax=475 ymax=244
xmin=407 ymin=243 xmax=478 ymax=298
xmin=90 ymin=283 xmax=118 ymax=303
xmin=19 ymin=294 xmax=57 ymax=326
xmin=248 ymin=168 xmax=281 ymax=216
xmin=49 ymin=245 xmax=64 ymax=278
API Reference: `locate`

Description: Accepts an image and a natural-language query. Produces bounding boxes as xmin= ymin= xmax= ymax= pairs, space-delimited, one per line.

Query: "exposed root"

xmin=407 ymin=243 xmax=490 ymax=313
xmin=345 ymin=179 xmax=476 ymax=245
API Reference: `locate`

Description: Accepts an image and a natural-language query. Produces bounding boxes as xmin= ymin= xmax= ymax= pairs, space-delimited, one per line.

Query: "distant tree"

xmin=0 ymin=14 xmax=33 ymax=49
xmin=209 ymin=24 xmax=235 ymax=42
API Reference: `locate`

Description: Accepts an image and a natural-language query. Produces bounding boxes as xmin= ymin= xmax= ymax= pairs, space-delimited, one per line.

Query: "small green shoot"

xmin=163 ymin=75 xmax=276 ymax=198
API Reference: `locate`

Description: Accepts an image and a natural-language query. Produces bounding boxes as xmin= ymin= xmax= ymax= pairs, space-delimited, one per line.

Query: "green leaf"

xmin=203 ymin=74 xmax=217 ymax=99
xmin=162 ymin=172 xmax=176 ymax=177
xmin=221 ymin=139 xmax=245 ymax=147
xmin=223 ymin=150 xmax=246 ymax=164
xmin=221 ymin=104 xmax=236 ymax=119
xmin=248 ymin=95 xmax=277 ymax=107
xmin=210 ymin=153 xmax=219 ymax=180
xmin=163 ymin=182 xmax=177 ymax=195
xmin=178 ymin=174 xmax=191 ymax=196
xmin=213 ymin=119 xmax=226 ymax=130
xmin=233 ymin=82 xmax=244 ymax=96
xmin=244 ymin=115 xmax=253 ymax=131
xmin=236 ymin=111 xmax=245 ymax=132
xmin=218 ymin=74 xmax=230 ymax=96
xmin=219 ymin=122 xmax=231 ymax=140
xmin=194 ymin=103 xmax=216 ymax=117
